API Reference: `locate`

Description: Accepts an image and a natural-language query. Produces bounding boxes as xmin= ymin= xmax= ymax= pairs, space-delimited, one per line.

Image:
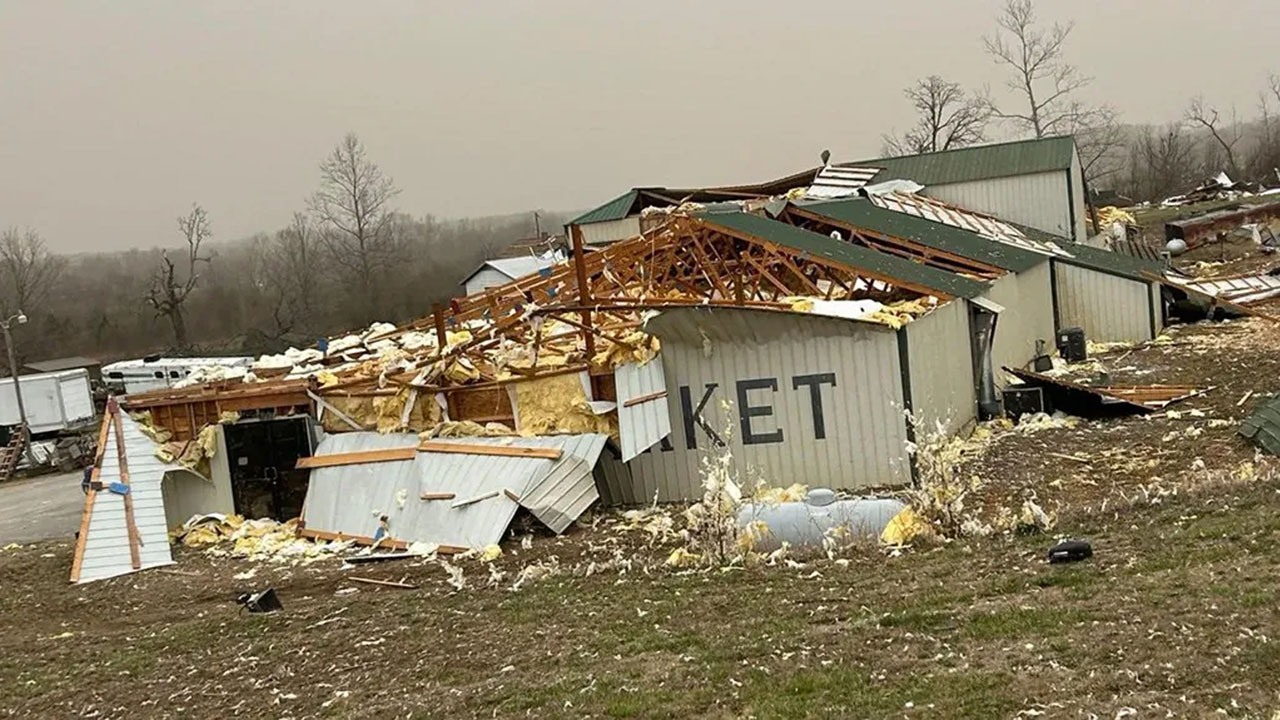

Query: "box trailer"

xmin=0 ymin=369 xmax=95 ymax=435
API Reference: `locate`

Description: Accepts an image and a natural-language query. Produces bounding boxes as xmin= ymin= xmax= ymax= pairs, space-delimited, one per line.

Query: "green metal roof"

xmin=1241 ymin=395 xmax=1280 ymax=455
xmin=854 ymin=136 xmax=1077 ymax=186
xmin=700 ymin=211 xmax=987 ymax=299
xmin=1056 ymin=240 xmax=1165 ymax=282
xmin=799 ymin=198 xmax=1047 ymax=274
xmin=569 ymin=190 xmax=640 ymax=225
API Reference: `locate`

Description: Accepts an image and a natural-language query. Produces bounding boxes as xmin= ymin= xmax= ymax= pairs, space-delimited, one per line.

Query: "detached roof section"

xmin=570 ymin=190 xmax=640 ymax=225
xmin=851 ymin=136 xmax=1077 ymax=186
xmin=570 ymin=167 xmax=822 ymax=225
xmin=797 ymin=198 xmax=1046 ymax=274
xmin=700 ymin=211 xmax=987 ymax=299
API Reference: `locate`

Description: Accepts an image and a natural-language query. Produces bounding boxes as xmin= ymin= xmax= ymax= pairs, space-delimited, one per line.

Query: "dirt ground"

xmin=3 ymin=318 xmax=1280 ymax=719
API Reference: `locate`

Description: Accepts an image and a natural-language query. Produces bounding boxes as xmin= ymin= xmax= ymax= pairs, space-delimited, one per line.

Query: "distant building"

xmin=461 ymin=254 xmax=565 ymax=296
xmin=567 ymin=136 xmax=1089 ymax=244
xmin=23 ymin=356 xmax=102 ymax=384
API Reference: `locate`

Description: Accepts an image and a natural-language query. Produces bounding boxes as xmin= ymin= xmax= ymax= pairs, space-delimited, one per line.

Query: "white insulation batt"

xmin=300 ymin=433 xmax=609 ymax=549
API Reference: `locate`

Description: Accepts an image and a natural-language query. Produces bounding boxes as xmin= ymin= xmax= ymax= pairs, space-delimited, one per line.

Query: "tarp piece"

xmin=1240 ymin=396 xmax=1280 ymax=455
xmin=615 ymin=356 xmax=671 ymax=462
xmin=301 ymin=433 xmax=609 ymax=549
xmin=70 ymin=411 xmax=179 ymax=583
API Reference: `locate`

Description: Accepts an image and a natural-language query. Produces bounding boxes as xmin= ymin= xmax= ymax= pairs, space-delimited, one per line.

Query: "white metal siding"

xmin=76 ymin=413 xmax=177 ymax=582
xmin=1054 ymin=261 xmax=1154 ymax=344
xmin=1069 ymin=148 xmax=1088 ymax=241
xmin=57 ymin=371 xmax=94 ymax=426
xmin=611 ymin=307 xmax=909 ymax=503
xmin=578 ymin=217 xmax=641 ymax=246
xmin=906 ymin=301 xmax=976 ymax=437
xmin=981 ymin=263 xmax=1056 ymax=379
xmin=463 ymin=267 xmax=514 ymax=296
xmin=1150 ymin=282 xmax=1165 ymax=336
xmin=926 ymin=171 xmax=1072 ymax=240
xmin=615 ymin=357 xmax=672 ymax=462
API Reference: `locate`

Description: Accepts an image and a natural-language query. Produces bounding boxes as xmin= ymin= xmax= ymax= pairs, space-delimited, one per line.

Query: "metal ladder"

xmin=0 ymin=428 xmax=27 ymax=481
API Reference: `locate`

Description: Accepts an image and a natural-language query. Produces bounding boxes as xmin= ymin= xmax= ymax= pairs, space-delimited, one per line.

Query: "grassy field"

xmin=2 ymin=475 xmax=1280 ymax=718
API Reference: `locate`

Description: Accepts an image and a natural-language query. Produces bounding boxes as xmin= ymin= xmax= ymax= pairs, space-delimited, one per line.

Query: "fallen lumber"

xmin=418 ymin=441 xmax=561 ymax=460
xmin=350 ymin=576 xmax=418 ymax=590
xmin=296 ymin=446 xmax=418 ymax=469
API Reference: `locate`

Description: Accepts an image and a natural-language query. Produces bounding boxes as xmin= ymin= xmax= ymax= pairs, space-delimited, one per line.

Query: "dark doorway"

xmin=223 ymin=417 xmax=314 ymax=520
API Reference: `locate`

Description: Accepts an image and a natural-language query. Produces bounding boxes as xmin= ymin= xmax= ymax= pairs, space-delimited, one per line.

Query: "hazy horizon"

xmin=3 ymin=0 xmax=1279 ymax=253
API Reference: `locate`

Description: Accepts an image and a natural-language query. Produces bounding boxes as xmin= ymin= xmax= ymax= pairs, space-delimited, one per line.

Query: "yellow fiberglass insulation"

xmin=592 ymin=332 xmax=661 ymax=369
xmin=513 ymin=373 xmax=618 ymax=439
xmin=372 ymin=389 xmax=442 ymax=433
xmin=319 ymin=395 xmax=376 ymax=433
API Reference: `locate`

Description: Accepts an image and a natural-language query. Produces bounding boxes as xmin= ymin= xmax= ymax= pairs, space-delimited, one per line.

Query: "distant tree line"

xmin=883 ymin=0 xmax=1280 ymax=205
xmin=0 ymin=133 xmax=571 ymax=373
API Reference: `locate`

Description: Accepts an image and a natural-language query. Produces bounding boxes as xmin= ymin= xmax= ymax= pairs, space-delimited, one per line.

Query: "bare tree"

xmin=0 ymin=227 xmax=65 ymax=318
xmin=308 ymin=133 xmax=403 ymax=321
xmin=984 ymin=0 xmax=1094 ymax=139
xmin=1125 ymin=124 xmax=1197 ymax=202
xmin=0 ymin=228 xmax=65 ymax=374
xmin=146 ymin=204 xmax=212 ymax=349
xmin=1185 ymin=97 xmax=1243 ymax=178
xmin=1251 ymin=74 xmax=1280 ymax=182
xmin=882 ymin=76 xmax=992 ymax=156
xmin=253 ymin=212 xmax=322 ymax=341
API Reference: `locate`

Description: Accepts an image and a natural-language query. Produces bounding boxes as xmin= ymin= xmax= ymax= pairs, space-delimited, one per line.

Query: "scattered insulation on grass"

xmin=171 ymin=514 xmax=352 ymax=564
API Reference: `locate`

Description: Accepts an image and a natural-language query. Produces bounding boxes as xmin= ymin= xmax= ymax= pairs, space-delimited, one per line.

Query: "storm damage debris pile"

xmin=122 ymin=212 xmax=958 ymax=439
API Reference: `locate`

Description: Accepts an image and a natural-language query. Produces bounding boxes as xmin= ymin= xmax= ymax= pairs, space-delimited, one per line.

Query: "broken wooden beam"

xmin=622 ymin=389 xmax=668 ymax=408
xmin=296 ymin=446 xmax=419 ymax=469
xmin=417 ymin=441 xmax=561 ymax=460
xmin=350 ymin=576 xmax=418 ymax=590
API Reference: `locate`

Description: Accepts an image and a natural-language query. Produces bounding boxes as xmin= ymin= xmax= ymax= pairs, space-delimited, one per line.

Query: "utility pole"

xmin=0 ymin=311 xmax=33 ymax=465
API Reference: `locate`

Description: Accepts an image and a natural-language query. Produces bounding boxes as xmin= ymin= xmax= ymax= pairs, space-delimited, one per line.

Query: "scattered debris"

xmin=236 ymin=588 xmax=283 ymax=613
xmin=349 ymin=576 xmax=417 ymax=590
xmin=1047 ymin=539 xmax=1093 ymax=564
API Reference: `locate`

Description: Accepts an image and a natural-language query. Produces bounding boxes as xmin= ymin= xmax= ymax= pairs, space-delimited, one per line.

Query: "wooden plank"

xmin=502 ymin=488 xmax=521 ymax=503
xmin=295 ymin=446 xmax=418 ymax=469
xmin=112 ymin=409 xmax=142 ymax=570
xmin=622 ymin=389 xmax=668 ymax=409
xmin=419 ymin=492 xmax=457 ymax=500
xmin=68 ymin=413 xmax=113 ymax=583
xmin=418 ymin=441 xmax=561 ymax=460
xmin=350 ymin=576 xmax=418 ymax=590
xmin=451 ymin=489 xmax=501 ymax=508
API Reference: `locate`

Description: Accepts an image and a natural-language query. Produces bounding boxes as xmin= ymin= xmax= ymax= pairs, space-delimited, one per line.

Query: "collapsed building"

xmin=71 ymin=135 xmax=1189 ymax=580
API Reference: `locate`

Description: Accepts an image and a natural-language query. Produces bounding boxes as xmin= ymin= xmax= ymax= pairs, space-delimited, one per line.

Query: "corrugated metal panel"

xmin=1151 ymin=282 xmax=1165 ymax=335
xmin=569 ymin=190 xmax=639 ymax=225
xmin=906 ymin=300 xmax=976 ymax=436
xmin=616 ymin=356 xmax=672 ymax=462
xmin=801 ymin=197 xmax=1045 ymax=273
xmin=926 ymin=171 xmax=1074 ymax=241
xmin=1056 ymin=241 xmax=1165 ymax=282
xmin=76 ymin=413 xmax=178 ymax=583
xmin=702 ymin=212 xmax=988 ymax=299
xmin=867 ymin=191 xmax=1066 ymax=258
xmin=302 ymin=433 xmax=608 ymax=548
xmin=1054 ymin=261 xmax=1154 ymax=344
xmin=578 ymin=216 xmax=641 ymax=246
xmin=1183 ymin=272 xmax=1280 ymax=299
xmin=612 ymin=306 xmax=910 ymax=502
xmin=806 ymin=166 xmax=882 ymax=199
xmin=855 ymin=136 xmax=1076 ymax=186
xmin=981 ymin=263 xmax=1056 ymax=380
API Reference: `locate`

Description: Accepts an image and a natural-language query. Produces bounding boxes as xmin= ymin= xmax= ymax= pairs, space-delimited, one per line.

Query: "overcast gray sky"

xmin=3 ymin=0 xmax=1278 ymax=253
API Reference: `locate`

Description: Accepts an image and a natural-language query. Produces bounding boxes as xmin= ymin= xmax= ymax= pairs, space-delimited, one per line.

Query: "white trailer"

xmin=102 ymin=356 xmax=253 ymax=395
xmin=1 ymin=369 xmax=95 ymax=435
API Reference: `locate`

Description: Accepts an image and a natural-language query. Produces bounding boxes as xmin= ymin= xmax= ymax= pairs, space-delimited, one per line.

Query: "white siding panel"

xmin=578 ymin=217 xmax=641 ymax=246
xmin=56 ymin=371 xmax=95 ymax=427
xmin=612 ymin=307 xmax=910 ymax=503
xmin=906 ymin=301 xmax=976 ymax=437
xmin=982 ymin=263 xmax=1056 ymax=380
xmin=1054 ymin=261 xmax=1154 ymax=344
xmin=463 ymin=267 xmax=515 ymax=296
xmin=926 ymin=171 xmax=1072 ymax=240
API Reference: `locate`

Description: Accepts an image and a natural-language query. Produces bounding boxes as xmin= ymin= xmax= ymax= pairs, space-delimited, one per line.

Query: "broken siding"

xmin=1053 ymin=261 xmax=1154 ymax=343
xmin=302 ymin=433 xmax=607 ymax=547
xmin=608 ymin=307 xmax=909 ymax=503
xmin=76 ymin=413 xmax=177 ymax=583
xmin=906 ymin=300 xmax=976 ymax=437
xmin=982 ymin=262 xmax=1055 ymax=380
xmin=615 ymin=357 xmax=672 ymax=462
xmin=578 ymin=217 xmax=641 ymax=246
xmin=925 ymin=171 xmax=1073 ymax=242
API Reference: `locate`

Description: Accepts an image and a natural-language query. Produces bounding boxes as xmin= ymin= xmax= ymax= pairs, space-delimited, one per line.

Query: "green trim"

xmin=569 ymin=190 xmax=639 ymax=225
xmin=1049 ymin=259 xmax=1061 ymax=333
xmin=853 ymin=136 xmax=1076 ymax=187
xmin=1065 ymin=167 xmax=1078 ymax=242
xmin=896 ymin=327 xmax=918 ymax=485
xmin=1147 ymin=283 xmax=1158 ymax=340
